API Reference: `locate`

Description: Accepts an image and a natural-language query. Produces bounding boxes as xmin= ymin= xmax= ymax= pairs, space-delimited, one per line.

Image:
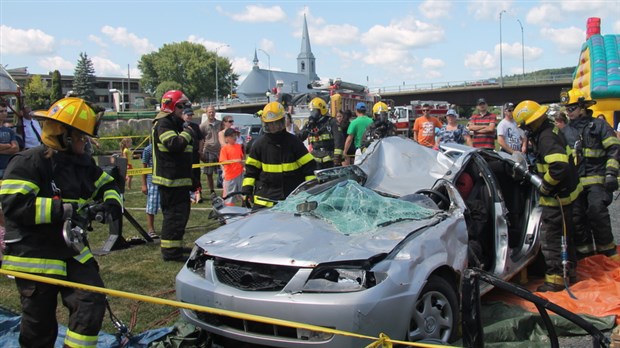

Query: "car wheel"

xmin=407 ymin=275 xmax=458 ymax=343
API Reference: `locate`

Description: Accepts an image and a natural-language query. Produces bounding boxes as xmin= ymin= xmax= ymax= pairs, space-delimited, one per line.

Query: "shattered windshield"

xmin=272 ymin=180 xmax=440 ymax=234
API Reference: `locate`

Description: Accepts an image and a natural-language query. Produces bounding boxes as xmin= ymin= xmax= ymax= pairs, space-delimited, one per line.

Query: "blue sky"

xmin=1 ymin=1 xmax=619 ymax=92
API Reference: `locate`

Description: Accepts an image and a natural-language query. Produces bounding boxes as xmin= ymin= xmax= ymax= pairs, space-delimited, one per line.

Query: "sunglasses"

xmin=566 ymin=105 xmax=579 ymax=113
xmin=506 ymin=109 xmax=514 ymax=112
xmin=422 ymin=109 xmax=430 ymax=112
xmin=225 ymin=120 xmax=234 ymax=123
xmin=0 ymin=109 xmax=7 ymax=113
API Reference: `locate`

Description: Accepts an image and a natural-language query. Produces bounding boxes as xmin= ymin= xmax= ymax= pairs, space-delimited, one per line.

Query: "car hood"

xmin=196 ymin=211 xmax=442 ymax=267
xmin=356 ymin=136 xmax=456 ymax=196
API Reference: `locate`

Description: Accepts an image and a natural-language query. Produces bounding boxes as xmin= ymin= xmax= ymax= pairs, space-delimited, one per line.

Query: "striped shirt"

xmin=470 ymin=113 xmax=497 ymax=149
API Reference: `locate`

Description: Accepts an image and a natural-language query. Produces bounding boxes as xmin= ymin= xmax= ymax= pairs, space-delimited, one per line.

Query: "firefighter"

xmin=152 ymin=90 xmax=194 ymax=261
xmin=513 ymin=100 xmax=582 ymax=292
xmin=0 ymin=97 xmax=122 ymax=347
xmin=242 ymin=102 xmax=316 ymax=209
xmin=299 ymin=97 xmax=344 ymax=168
xmin=360 ymin=101 xmax=397 ymax=150
xmin=560 ymin=89 xmax=620 ymax=260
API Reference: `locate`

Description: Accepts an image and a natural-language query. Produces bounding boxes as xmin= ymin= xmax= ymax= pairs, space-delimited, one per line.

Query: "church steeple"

xmin=297 ymin=14 xmax=319 ymax=81
xmin=252 ymin=49 xmax=259 ymax=70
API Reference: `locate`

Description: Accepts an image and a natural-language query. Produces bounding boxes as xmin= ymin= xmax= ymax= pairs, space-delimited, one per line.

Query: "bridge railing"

xmin=371 ymin=74 xmax=573 ymax=94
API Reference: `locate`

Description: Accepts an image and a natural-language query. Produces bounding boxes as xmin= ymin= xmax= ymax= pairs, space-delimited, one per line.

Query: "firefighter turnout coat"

xmin=299 ymin=116 xmax=344 ymax=167
xmin=151 ymin=113 xmax=194 ymax=188
xmin=243 ymin=130 xmax=316 ymax=207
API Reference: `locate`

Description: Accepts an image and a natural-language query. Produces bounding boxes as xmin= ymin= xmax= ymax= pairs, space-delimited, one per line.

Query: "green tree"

xmin=49 ymin=70 xmax=63 ymax=103
xmin=73 ymin=52 xmax=97 ymax=102
xmin=24 ymin=75 xmax=50 ymax=109
xmin=154 ymin=80 xmax=183 ymax=101
xmin=138 ymin=41 xmax=238 ymax=102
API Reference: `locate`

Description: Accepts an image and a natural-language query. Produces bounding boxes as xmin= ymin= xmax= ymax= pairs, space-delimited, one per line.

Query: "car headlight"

xmin=302 ymin=267 xmax=377 ymax=293
xmin=186 ymin=245 xmax=206 ymax=276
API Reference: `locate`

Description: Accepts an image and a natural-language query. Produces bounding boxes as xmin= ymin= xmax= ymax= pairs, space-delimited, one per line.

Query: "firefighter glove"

xmin=104 ymin=201 xmax=122 ymax=221
xmin=182 ymin=122 xmax=195 ymax=137
xmin=62 ymin=203 xmax=78 ymax=221
xmin=604 ymin=175 xmax=619 ymax=192
xmin=539 ymin=181 xmax=555 ymax=196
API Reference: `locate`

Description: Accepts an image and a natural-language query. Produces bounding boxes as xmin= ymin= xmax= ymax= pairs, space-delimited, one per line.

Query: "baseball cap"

xmin=355 ymin=102 xmax=367 ymax=111
xmin=446 ymin=109 xmax=459 ymax=117
xmin=182 ymin=108 xmax=194 ymax=116
xmin=477 ymin=98 xmax=487 ymax=105
xmin=503 ymin=102 xmax=515 ymax=110
xmin=224 ymin=128 xmax=237 ymax=137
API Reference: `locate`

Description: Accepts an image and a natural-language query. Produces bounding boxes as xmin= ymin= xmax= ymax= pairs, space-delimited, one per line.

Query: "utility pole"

xmin=517 ymin=19 xmax=525 ymax=77
xmin=499 ymin=10 xmax=506 ymax=88
xmin=215 ymin=44 xmax=229 ymax=109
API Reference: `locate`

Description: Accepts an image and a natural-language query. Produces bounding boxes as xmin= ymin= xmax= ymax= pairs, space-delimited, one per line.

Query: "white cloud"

xmin=38 ymin=56 xmax=73 ymax=72
xmin=360 ymin=16 xmax=443 ymax=67
xmin=258 ymin=39 xmax=275 ymax=53
xmin=613 ymin=20 xmax=620 ymax=33
xmin=540 ymin=26 xmax=584 ymax=54
xmin=60 ymin=39 xmax=81 ymax=46
xmin=424 ymin=70 xmax=442 ymax=79
xmin=464 ymin=50 xmax=496 ymax=70
xmin=91 ymin=56 xmax=123 ymax=76
xmin=495 ymin=42 xmax=543 ymax=60
xmin=100 ymin=26 xmax=155 ymax=54
xmin=419 ymin=0 xmax=452 ymax=19
xmin=221 ymin=5 xmax=287 ymax=23
xmin=187 ymin=35 xmax=232 ymax=56
xmin=467 ymin=0 xmax=513 ymax=21
xmin=422 ymin=57 xmax=445 ymax=69
xmin=0 ymin=25 xmax=55 ymax=55
xmin=306 ymin=23 xmax=360 ymax=46
xmin=88 ymin=35 xmax=108 ymax=48
xmin=526 ymin=4 xmax=561 ymax=25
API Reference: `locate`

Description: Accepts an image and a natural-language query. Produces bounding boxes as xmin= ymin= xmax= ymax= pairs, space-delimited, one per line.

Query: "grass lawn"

xmin=0 ymin=163 xmax=224 ymax=335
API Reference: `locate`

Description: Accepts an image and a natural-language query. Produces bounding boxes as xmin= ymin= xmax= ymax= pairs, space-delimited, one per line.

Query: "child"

xmin=218 ymin=128 xmax=244 ymax=206
xmin=141 ymin=143 xmax=160 ymax=238
xmin=120 ymin=137 xmax=133 ymax=190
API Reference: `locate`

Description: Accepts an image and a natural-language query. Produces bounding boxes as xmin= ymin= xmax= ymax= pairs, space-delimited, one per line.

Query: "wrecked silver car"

xmin=175 ymin=136 xmax=542 ymax=347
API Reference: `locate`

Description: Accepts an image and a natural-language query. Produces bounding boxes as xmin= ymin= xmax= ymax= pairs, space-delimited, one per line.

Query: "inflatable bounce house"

xmin=569 ymin=17 xmax=620 ymax=129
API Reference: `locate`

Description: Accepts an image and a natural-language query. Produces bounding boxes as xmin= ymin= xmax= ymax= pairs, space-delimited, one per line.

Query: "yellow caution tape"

xmin=0 ymin=268 xmax=457 ymax=348
xmin=127 ymin=160 xmax=243 ymax=177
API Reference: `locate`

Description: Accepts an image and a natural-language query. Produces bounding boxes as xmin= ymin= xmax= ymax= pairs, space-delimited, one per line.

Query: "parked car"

xmin=176 ymin=136 xmax=542 ymax=347
xmin=241 ymin=124 xmax=263 ymax=153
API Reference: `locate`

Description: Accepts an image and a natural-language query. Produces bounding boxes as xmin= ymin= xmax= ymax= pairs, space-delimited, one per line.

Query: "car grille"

xmin=214 ymin=258 xmax=300 ymax=291
xmin=193 ymin=311 xmax=333 ymax=342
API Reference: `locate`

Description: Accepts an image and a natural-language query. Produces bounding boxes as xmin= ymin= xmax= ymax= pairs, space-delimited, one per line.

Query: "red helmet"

xmin=161 ymin=90 xmax=190 ymax=113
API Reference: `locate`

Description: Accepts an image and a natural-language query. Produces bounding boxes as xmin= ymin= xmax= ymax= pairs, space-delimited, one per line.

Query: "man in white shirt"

xmin=20 ymin=106 xmax=43 ymax=149
xmin=497 ymin=102 xmax=527 ymax=154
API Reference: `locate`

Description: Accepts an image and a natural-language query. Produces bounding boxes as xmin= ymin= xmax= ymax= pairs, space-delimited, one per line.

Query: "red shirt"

xmin=219 ymin=143 xmax=244 ymax=180
xmin=470 ymin=113 xmax=497 ymax=149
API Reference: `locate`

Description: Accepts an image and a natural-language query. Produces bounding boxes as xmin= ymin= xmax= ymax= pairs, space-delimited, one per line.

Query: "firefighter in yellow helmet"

xmin=242 ymin=102 xmax=316 ymax=209
xmin=360 ymin=101 xmax=397 ymax=150
xmin=513 ymin=100 xmax=582 ymax=292
xmin=0 ymin=97 xmax=122 ymax=347
xmin=299 ymin=97 xmax=344 ymax=168
xmin=559 ymin=88 xmax=620 ymax=261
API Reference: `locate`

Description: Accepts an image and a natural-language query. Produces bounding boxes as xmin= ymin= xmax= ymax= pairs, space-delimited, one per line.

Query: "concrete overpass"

xmin=216 ymin=75 xmax=572 ymax=114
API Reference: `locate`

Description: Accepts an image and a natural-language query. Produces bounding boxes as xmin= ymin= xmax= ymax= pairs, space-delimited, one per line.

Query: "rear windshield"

xmin=272 ymin=180 xmax=439 ymax=234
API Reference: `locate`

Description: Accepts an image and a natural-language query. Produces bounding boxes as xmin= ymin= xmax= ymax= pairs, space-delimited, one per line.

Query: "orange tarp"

xmin=486 ymin=251 xmax=620 ymax=325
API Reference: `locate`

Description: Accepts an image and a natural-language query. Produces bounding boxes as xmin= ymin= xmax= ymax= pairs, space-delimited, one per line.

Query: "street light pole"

xmin=499 ymin=10 xmax=506 ymax=88
xmin=517 ymin=19 xmax=525 ymax=77
xmin=214 ymin=44 xmax=229 ymax=109
xmin=257 ymin=48 xmax=271 ymax=94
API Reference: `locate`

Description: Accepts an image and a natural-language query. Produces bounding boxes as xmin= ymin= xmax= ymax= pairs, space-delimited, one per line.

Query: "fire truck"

xmin=392 ymin=100 xmax=451 ymax=137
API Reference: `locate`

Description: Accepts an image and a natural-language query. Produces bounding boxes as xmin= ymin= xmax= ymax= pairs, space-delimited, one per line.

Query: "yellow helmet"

xmin=373 ymin=101 xmax=389 ymax=115
xmin=261 ymin=102 xmax=285 ymax=123
xmin=560 ymin=88 xmax=596 ymax=107
xmin=513 ymin=100 xmax=549 ymax=127
xmin=309 ymin=97 xmax=328 ymax=116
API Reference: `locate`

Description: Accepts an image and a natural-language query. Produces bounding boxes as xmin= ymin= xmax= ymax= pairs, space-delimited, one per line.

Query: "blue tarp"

xmin=0 ymin=307 xmax=174 ymax=347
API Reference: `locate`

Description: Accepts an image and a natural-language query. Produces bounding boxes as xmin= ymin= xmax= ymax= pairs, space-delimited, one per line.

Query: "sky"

xmin=1 ymin=0 xmax=620 ymax=92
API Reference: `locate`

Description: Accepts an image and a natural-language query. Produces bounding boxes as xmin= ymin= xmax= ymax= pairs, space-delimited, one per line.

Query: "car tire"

xmin=407 ymin=275 xmax=459 ymax=343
